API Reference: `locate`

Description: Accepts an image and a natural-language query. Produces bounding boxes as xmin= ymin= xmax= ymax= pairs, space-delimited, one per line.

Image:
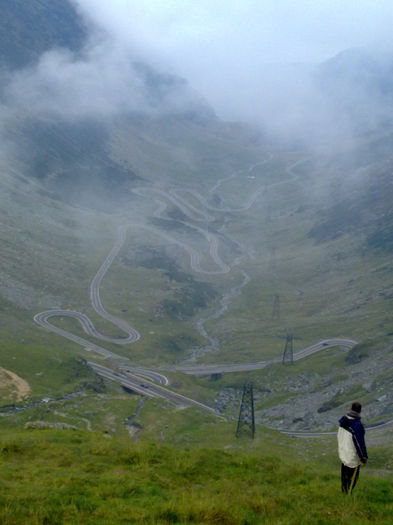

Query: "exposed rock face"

xmin=215 ymin=388 xmax=238 ymax=415
xmin=255 ymin=345 xmax=393 ymax=432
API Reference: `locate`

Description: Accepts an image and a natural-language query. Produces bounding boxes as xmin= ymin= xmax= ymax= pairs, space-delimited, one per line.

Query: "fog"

xmin=3 ymin=0 xmax=393 ymax=147
xmin=69 ymin=0 xmax=393 ymax=144
xmin=6 ymin=41 xmax=147 ymax=120
xmin=4 ymin=37 xmax=203 ymax=121
xmin=72 ymin=0 xmax=392 ymax=64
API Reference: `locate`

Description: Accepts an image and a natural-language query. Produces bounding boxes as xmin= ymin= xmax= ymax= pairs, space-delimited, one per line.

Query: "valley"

xmin=6 ymin=140 xmax=388 ymax=436
xmin=1 ymin=3 xmax=393 ymax=523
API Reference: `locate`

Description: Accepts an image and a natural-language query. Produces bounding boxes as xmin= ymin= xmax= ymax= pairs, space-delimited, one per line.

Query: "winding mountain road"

xmin=89 ymin=224 xmax=140 ymax=343
xmin=162 ymin=338 xmax=358 ymax=375
xmin=33 ymin=154 xmax=388 ymax=436
xmin=88 ymin=362 xmax=219 ymax=416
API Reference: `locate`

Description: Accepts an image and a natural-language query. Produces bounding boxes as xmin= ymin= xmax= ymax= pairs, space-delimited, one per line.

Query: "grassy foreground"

xmin=0 ymin=429 xmax=392 ymax=524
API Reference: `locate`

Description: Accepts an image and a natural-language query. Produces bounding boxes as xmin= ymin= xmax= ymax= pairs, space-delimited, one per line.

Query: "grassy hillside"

xmin=1 ymin=136 xmax=393 ymax=432
xmin=0 ymin=424 xmax=392 ymax=524
xmin=207 ymin=148 xmax=393 ymax=359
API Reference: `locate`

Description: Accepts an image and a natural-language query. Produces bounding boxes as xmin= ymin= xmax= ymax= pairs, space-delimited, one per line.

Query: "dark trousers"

xmin=341 ymin=464 xmax=360 ymax=494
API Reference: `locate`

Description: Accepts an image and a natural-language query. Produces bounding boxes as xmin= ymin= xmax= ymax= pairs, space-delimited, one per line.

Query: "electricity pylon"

xmin=282 ymin=333 xmax=294 ymax=364
xmin=236 ymin=383 xmax=255 ymax=439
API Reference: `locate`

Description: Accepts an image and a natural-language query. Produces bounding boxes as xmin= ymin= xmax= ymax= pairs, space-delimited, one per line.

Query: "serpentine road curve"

xmin=34 ymin=155 xmax=391 ymax=436
xmin=161 ymin=338 xmax=358 ymax=375
xmin=34 ymin=153 xmax=285 ymax=366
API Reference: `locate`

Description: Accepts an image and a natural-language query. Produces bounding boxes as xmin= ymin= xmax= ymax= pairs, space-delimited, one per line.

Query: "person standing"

xmin=337 ymin=401 xmax=368 ymax=494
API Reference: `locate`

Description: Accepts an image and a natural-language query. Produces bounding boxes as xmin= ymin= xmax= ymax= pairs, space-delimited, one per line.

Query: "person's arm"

xmin=351 ymin=421 xmax=368 ymax=464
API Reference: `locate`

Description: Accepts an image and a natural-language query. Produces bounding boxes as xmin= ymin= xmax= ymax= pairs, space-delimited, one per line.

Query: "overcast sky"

xmin=75 ymin=0 xmax=393 ymax=64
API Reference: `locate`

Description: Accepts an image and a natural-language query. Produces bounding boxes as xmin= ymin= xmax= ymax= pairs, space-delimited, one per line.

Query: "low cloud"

xmin=220 ymin=53 xmax=393 ymax=149
xmin=2 ymin=0 xmax=393 ymax=151
xmin=4 ymin=33 xmax=203 ymax=122
xmin=5 ymin=40 xmax=143 ymax=120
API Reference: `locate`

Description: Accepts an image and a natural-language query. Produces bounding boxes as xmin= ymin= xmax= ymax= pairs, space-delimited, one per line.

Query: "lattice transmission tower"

xmin=236 ymin=383 xmax=255 ymax=439
xmin=282 ymin=333 xmax=294 ymax=364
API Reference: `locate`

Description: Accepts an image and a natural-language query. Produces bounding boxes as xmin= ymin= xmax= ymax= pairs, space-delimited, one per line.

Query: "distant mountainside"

xmin=251 ymin=47 xmax=393 ymax=254
xmin=318 ymin=48 xmax=393 ymax=95
xmin=315 ymin=48 xmax=393 ymax=133
xmin=0 ymin=0 xmax=87 ymax=70
xmin=230 ymin=46 xmax=393 ymax=154
xmin=0 ymin=0 xmax=237 ymax=210
xmin=304 ymin=50 xmax=393 ymax=253
xmin=308 ymin=129 xmax=393 ymax=253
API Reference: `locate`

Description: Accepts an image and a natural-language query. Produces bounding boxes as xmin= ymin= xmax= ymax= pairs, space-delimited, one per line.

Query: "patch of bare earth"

xmin=0 ymin=367 xmax=31 ymax=401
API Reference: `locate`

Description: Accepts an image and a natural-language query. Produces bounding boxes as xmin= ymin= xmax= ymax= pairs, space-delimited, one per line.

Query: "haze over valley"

xmin=1 ymin=0 xmax=393 ymax=441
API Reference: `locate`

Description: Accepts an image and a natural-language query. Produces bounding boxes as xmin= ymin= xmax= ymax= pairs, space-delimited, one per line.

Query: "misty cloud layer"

xmin=2 ymin=0 xmax=393 ymax=148
xmin=5 ymin=42 xmax=146 ymax=120
xmin=4 ymin=38 xmax=204 ymax=121
xmin=71 ymin=0 xmax=393 ymax=132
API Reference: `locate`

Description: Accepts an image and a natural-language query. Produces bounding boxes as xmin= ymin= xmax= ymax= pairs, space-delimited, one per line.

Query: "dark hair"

xmin=351 ymin=401 xmax=362 ymax=413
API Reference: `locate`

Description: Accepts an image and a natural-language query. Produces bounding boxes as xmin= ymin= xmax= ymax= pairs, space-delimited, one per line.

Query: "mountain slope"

xmin=1 ymin=1 xmax=393 ymax=437
xmin=0 ymin=0 xmax=87 ymax=70
xmin=0 ymin=426 xmax=393 ymax=524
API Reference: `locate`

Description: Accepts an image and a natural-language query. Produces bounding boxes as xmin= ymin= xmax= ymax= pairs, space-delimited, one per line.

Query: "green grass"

xmin=198 ymin=156 xmax=393 ymax=364
xmin=0 ymin=427 xmax=392 ymax=524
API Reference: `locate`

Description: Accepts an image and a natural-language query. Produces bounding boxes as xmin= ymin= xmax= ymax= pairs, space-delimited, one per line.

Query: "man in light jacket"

xmin=337 ymin=401 xmax=368 ymax=494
